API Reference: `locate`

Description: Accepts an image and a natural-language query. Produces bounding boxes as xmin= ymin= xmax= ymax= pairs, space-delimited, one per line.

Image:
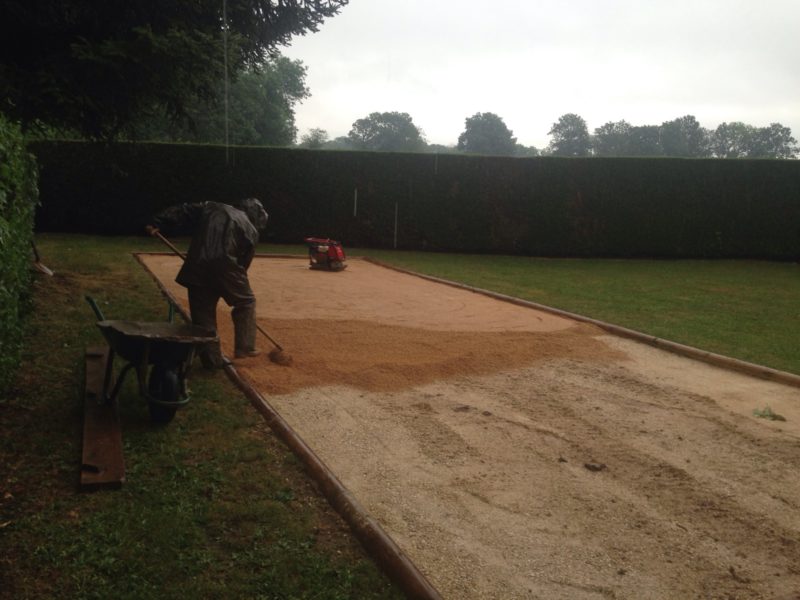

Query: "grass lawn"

xmin=3 ymin=233 xmax=797 ymax=598
xmin=1 ymin=234 xmax=402 ymax=599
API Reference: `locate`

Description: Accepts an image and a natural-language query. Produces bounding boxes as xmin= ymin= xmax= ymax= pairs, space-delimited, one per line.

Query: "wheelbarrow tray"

xmin=96 ymin=320 xmax=217 ymax=366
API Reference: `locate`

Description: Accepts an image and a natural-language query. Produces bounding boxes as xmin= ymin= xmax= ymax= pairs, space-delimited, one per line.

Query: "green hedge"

xmin=1 ymin=116 xmax=39 ymax=392
xmin=30 ymin=141 xmax=800 ymax=259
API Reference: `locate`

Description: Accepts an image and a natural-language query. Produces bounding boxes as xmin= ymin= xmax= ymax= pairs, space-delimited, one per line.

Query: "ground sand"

xmin=141 ymin=255 xmax=800 ymax=600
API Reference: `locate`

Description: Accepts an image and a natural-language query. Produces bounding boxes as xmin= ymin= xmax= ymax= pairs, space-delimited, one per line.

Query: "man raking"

xmin=146 ymin=198 xmax=287 ymax=368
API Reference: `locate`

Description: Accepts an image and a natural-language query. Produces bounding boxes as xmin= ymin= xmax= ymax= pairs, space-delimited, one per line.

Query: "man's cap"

xmin=237 ymin=198 xmax=269 ymax=231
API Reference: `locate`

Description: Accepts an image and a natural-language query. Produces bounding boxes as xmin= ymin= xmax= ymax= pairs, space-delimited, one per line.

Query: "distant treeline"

xmin=299 ymin=111 xmax=799 ymax=160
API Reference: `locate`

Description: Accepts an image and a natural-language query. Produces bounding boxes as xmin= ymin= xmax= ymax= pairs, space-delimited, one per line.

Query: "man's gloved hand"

xmin=145 ymin=225 xmax=159 ymax=237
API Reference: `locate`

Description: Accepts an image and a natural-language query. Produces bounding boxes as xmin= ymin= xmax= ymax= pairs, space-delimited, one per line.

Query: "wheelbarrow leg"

xmin=178 ymin=347 xmax=198 ymax=398
xmin=107 ymin=363 xmax=136 ymax=403
xmin=135 ymin=341 xmax=151 ymax=399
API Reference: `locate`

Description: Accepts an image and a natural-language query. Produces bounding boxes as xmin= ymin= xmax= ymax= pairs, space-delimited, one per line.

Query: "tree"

xmin=0 ymin=0 xmax=348 ymax=139
xmin=324 ymin=136 xmax=355 ymax=150
xmin=710 ymin=122 xmax=752 ymax=158
xmin=299 ymin=128 xmax=330 ymax=149
xmin=235 ymin=56 xmax=309 ymax=145
xmin=456 ymin=112 xmax=517 ymax=155
xmin=659 ymin=115 xmax=709 ymax=157
xmin=424 ymin=143 xmax=459 ymax=154
xmin=593 ymin=120 xmax=633 ymax=156
xmin=627 ymin=125 xmax=663 ymax=156
xmin=547 ymin=113 xmax=591 ymax=157
xmin=514 ymin=144 xmax=540 ymax=157
xmin=347 ymin=112 xmax=426 ymax=152
xmin=134 ymin=55 xmax=309 ymax=146
xmin=748 ymin=123 xmax=798 ymax=159
xmin=710 ymin=122 xmax=797 ymax=158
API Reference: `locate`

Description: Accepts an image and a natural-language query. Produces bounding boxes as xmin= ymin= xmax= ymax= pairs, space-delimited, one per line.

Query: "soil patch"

xmin=223 ymin=318 xmax=619 ymax=395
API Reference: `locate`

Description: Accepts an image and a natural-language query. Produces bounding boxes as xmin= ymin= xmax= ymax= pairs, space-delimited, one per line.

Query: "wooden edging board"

xmin=81 ymin=345 xmax=126 ymax=491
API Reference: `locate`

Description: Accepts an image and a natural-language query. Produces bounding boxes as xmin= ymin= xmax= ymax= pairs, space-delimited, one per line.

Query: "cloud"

xmin=285 ymin=0 xmax=800 ymax=148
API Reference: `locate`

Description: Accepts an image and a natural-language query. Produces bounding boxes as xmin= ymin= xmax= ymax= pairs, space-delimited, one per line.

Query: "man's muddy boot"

xmin=188 ymin=286 xmax=224 ymax=369
xmin=232 ymin=303 xmax=258 ymax=359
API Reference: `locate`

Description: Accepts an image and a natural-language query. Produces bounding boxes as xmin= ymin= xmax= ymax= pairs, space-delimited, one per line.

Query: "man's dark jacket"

xmin=154 ymin=201 xmax=259 ymax=289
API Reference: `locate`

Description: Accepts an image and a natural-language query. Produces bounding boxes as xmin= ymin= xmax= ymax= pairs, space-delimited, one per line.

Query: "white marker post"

xmin=394 ymin=201 xmax=399 ymax=249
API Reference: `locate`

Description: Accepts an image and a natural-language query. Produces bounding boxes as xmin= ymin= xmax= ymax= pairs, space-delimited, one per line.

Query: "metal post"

xmin=393 ymin=202 xmax=398 ymax=249
xmin=223 ymin=0 xmax=230 ymax=165
xmin=354 ymin=188 xmax=358 ymax=217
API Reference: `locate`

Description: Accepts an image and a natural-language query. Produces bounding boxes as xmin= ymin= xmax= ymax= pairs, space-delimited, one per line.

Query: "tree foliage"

xmin=659 ymin=115 xmax=709 ymax=157
xmin=348 ymin=112 xmax=426 ymax=152
xmin=627 ymin=125 xmax=663 ymax=157
xmin=424 ymin=144 xmax=460 ymax=154
xmin=299 ymin=128 xmax=330 ymax=149
xmin=456 ymin=112 xmax=517 ymax=156
xmin=711 ymin=122 xmax=798 ymax=159
xmin=592 ymin=115 xmax=796 ymax=158
xmin=134 ymin=56 xmax=309 ymax=146
xmin=547 ymin=113 xmax=591 ymax=157
xmin=593 ymin=120 xmax=633 ymax=156
xmin=748 ymin=123 xmax=798 ymax=159
xmin=0 ymin=0 xmax=348 ymax=139
xmin=514 ymin=144 xmax=540 ymax=157
xmin=709 ymin=122 xmax=752 ymax=158
xmin=325 ymin=136 xmax=356 ymax=150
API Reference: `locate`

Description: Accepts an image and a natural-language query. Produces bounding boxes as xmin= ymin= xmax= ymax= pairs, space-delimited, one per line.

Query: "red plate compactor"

xmin=304 ymin=237 xmax=347 ymax=271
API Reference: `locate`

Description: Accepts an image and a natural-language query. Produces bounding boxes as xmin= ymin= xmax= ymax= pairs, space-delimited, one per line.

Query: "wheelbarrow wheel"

xmin=147 ymin=366 xmax=180 ymax=424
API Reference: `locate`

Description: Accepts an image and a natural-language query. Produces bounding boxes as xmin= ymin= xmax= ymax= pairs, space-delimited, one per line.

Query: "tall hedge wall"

xmin=30 ymin=140 xmax=800 ymax=259
xmin=1 ymin=117 xmax=39 ymax=392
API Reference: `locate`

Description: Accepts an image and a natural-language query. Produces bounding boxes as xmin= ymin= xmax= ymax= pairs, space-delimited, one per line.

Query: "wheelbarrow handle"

xmin=85 ymin=295 xmax=106 ymax=321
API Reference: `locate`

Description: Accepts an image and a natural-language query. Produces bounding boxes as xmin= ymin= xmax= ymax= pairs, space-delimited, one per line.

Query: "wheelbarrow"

xmin=86 ymin=296 xmax=218 ymax=423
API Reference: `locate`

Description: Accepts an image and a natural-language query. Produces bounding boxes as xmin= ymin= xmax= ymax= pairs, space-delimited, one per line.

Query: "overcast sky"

xmin=282 ymin=0 xmax=800 ymax=149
